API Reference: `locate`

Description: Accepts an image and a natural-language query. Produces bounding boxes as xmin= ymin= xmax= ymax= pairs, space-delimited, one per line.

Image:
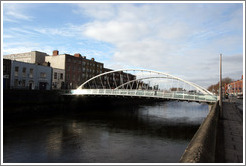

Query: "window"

xmin=22 ymin=68 xmax=26 ymax=77
xmin=40 ymin=72 xmax=46 ymax=78
xmin=14 ymin=79 xmax=18 ymax=87
xmin=3 ymin=64 xmax=6 ymax=72
xmin=22 ymin=80 xmax=26 ymax=87
xmin=29 ymin=69 xmax=33 ymax=78
xmin=60 ymin=73 xmax=63 ymax=80
xmin=15 ymin=66 xmax=19 ymax=76
xmin=54 ymin=72 xmax=57 ymax=79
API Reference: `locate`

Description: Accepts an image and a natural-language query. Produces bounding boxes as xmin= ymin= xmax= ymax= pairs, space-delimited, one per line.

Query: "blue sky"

xmin=2 ymin=2 xmax=244 ymax=88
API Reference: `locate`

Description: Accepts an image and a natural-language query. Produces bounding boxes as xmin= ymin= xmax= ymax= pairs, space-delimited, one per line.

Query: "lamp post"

xmin=219 ymin=54 xmax=222 ymax=116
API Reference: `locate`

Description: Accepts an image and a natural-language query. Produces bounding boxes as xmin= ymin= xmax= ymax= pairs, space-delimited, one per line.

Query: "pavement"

xmin=215 ymin=98 xmax=243 ymax=163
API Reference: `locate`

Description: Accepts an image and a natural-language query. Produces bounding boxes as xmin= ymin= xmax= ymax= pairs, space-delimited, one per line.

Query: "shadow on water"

xmin=3 ymin=96 xmax=209 ymax=163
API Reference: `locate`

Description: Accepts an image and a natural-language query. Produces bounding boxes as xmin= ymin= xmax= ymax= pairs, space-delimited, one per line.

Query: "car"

xmin=237 ymin=94 xmax=243 ymax=99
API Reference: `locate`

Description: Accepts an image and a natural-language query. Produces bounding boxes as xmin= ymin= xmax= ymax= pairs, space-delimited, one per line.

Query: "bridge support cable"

xmin=113 ymin=73 xmax=117 ymax=89
xmin=88 ymin=80 xmax=91 ymax=89
xmin=76 ymin=69 xmax=216 ymax=101
xmin=94 ymin=79 xmax=98 ymax=89
xmin=107 ymin=76 xmax=111 ymax=89
xmin=100 ymin=76 xmax=104 ymax=89
xmin=126 ymin=73 xmax=130 ymax=89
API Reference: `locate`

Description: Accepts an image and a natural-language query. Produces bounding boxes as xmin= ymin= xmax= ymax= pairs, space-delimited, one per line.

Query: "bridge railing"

xmin=71 ymin=89 xmax=217 ymax=103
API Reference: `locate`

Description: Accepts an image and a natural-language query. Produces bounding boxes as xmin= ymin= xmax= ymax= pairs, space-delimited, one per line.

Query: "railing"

xmin=70 ymin=89 xmax=218 ymax=103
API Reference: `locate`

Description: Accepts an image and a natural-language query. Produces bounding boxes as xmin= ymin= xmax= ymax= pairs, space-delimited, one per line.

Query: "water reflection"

xmin=4 ymin=101 xmax=208 ymax=163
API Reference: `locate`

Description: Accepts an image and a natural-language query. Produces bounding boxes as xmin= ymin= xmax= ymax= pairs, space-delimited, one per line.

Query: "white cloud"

xmin=3 ymin=41 xmax=55 ymax=55
xmin=74 ymin=3 xmax=243 ymax=87
xmin=3 ymin=3 xmax=33 ymax=22
xmin=2 ymin=3 xmax=243 ymax=88
xmin=74 ymin=3 xmax=117 ymax=20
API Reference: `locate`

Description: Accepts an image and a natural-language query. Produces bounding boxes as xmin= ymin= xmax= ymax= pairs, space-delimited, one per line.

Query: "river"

xmin=3 ymin=100 xmax=208 ymax=163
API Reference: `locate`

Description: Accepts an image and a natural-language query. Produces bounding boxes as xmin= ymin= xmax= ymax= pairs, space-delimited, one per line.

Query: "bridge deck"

xmin=70 ymin=89 xmax=217 ymax=103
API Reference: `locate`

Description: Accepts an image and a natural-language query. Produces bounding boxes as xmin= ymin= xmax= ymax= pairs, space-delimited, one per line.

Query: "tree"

xmin=207 ymin=77 xmax=233 ymax=95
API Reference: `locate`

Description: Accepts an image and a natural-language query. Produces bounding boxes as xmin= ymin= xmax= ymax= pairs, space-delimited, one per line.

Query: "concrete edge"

xmin=179 ymin=101 xmax=220 ymax=163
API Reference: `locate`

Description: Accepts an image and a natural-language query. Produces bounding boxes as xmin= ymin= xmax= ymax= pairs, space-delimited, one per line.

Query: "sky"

xmin=2 ymin=2 xmax=244 ymax=88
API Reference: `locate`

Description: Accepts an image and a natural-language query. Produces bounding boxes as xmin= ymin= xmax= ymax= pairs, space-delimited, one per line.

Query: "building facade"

xmin=225 ymin=75 xmax=243 ymax=96
xmin=101 ymin=68 xmax=136 ymax=89
xmin=3 ymin=51 xmax=49 ymax=65
xmin=52 ymin=68 xmax=65 ymax=89
xmin=3 ymin=59 xmax=12 ymax=89
xmin=46 ymin=50 xmax=104 ymax=89
xmin=10 ymin=60 xmax=52 ymax=90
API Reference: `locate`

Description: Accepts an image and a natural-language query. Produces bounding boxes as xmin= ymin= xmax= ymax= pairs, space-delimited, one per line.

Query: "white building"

xmin=52 ymin=68 xmax=65 ymax=89
xmin=4 ymin=51 xmax=49 ymax=64
xmin=10 ymin=60 xmax=52 ymax=90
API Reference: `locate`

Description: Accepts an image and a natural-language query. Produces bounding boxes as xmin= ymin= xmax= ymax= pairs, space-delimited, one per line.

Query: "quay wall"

xmin=3 ymin=90 xmax=163 ymax=122
xmin=3 ymin=90 xmax=68 ymax=121
xmin=179 ymin=101 xmax=220 ymax=163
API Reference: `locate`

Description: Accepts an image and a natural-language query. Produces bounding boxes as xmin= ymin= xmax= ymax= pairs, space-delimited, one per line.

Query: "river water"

xmin=3 ymin=101 xmax=208 ymax=163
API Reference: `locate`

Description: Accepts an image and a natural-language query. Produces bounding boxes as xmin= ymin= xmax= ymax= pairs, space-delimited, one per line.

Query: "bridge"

xmin=70 ymin=69 xmax=218 ymax=103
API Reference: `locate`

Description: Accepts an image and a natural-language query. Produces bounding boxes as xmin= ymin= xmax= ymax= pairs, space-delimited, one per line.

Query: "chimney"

xmin=91 ymin=58 xmax=95 ymax=61
xmin=53 ymin=50 xmax=59 ymax=56
xmin=74 ymin=53 xmax=81 ymax=58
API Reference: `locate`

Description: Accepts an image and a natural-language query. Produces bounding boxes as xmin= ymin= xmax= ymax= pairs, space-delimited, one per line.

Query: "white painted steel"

xmin=71 ymin=89 xmax=217 ymax=103
xmin=77 ymin=69 xmax=213 ymax=95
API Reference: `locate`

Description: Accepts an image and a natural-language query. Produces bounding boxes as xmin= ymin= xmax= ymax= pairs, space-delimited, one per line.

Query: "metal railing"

xmin=71 ymin=89 xmax=218 ymax=103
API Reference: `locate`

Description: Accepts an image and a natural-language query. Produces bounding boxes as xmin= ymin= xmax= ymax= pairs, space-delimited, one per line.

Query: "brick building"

xmin=46 ymin=50 xmax=104 ymax=89
xmin=225 ymin=75 xmax=243 ymax=96
xmin=102 ymin=68 xmax=136 ymax=89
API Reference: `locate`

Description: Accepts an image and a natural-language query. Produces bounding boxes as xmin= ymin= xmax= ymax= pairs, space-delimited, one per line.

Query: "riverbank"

xmin=3 ymin=90 xmax=166 ymax=123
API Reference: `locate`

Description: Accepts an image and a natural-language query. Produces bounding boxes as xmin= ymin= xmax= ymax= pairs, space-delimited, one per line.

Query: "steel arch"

xmin=77 ymin=69 xmax=213 ymax=95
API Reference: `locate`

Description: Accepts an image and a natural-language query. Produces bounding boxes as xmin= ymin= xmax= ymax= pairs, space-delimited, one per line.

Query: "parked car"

xmin=237 ymin=93 xmax=243 ymax=99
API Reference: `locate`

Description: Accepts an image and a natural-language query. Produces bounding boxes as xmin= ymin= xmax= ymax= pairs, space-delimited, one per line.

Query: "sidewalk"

xmin=215 ymin=101 xmax=243 ymax=163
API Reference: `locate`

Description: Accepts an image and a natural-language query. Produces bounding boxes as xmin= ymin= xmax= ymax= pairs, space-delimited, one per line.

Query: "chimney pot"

xmin=74 ymin=53 xmax=81 ymax=58
xmin=53 ymin=50 xmax=59 ymax=56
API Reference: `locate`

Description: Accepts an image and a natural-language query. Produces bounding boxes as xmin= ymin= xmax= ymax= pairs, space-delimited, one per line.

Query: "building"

xmin=3 ymin=51 xmax=49 ymax=65
xmin=45 ymin=50 xmax=104 ymax=89
xmin=3 ymin=59 xmax=12 ymax=89
xmin=225 ymin=75 xmax=243 ymax=96
xmin=52 ymin=68 xmax=65 ymax=89
xmin=10 ymin=60 xmax=52 ymax=90
xmin=101 ymin=68 xmax=136 ymax=89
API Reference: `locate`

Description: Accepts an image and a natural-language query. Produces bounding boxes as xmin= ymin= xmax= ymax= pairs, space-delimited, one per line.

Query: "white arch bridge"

xmin=70 ymin=69 xmax=218 ymax=103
